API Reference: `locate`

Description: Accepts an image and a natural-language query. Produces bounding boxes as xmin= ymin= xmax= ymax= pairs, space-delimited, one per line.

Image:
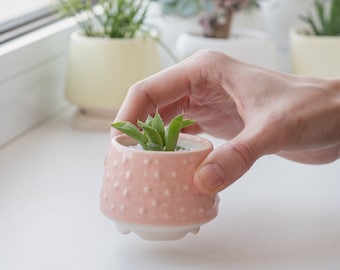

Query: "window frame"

xmin=0 ymin=0 xmax=99 ymax=44
xmin=0 ymin=4 xmax=59 ymax=44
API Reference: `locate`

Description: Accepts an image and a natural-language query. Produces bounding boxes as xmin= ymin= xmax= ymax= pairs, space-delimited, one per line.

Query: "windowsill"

xmin=0 ymin=105 xmax=339 ymax=269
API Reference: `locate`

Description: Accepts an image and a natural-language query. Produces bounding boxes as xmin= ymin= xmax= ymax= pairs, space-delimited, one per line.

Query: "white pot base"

xmin=175 ymin=29 xmax=277 ymax=70
xmin=115 ymin=221 xmax=203 ymax=241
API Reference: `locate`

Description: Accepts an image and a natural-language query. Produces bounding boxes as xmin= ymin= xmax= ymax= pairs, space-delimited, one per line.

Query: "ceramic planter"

xmin=65 ymin=32 xmax=162 ymax=115
xmin=290 ymin=27 xmax=340 ymax=78
xmin=100 ymin=133 xmax=219 ymax=241
xmin=175 ymin=28 xmax=277 ymax=69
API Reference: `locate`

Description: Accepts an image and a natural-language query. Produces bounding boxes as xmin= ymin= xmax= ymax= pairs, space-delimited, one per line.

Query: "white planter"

xmin=175 ymin=28 xmax=277 ymax=69
xmin=290 ymin=28 xmax=340 ymax=78
xmin=258 ymin=0 xmax=311 ymax=71
xmin=65 ymin=32 xmax=162 ymax=115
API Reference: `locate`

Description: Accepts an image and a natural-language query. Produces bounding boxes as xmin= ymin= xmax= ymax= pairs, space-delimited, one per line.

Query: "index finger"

xmin=113 ymin=62 xmax=192 ymax=125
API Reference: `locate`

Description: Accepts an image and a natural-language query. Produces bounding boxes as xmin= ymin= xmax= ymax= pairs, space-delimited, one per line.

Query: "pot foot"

xmin=115 ymin=222 xmax=203 ymax=241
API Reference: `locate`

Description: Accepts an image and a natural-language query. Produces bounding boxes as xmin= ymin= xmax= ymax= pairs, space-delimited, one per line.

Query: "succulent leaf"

xmin=152 ymin=112 xmax=166 ymax=146
xmin=112 ymin=113 xmax=195 ymax=151
xmin=165 ymin=114 xmax=184 ymax=151
xmin=111 ymin=121 xmax=147 ymax=149
xmin=138 ymin=121 xmax=164 ymax=150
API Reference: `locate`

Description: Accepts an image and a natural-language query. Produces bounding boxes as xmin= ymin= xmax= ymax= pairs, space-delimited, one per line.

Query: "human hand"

xmin=113 ymin=50 xmax=340 ymax=195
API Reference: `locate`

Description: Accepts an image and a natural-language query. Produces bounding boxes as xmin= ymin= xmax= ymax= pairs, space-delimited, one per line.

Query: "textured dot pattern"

xmin=100 ymin=134 xmax=219 ymax=226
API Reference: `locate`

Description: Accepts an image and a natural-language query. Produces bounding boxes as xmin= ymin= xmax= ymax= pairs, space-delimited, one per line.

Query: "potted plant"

xmin=100 ymin=112 xmax=219 ymax=241
xmin=290 ymin=0 xmax=340 ymax=77
xmin=174 ymin=0 xmax=277 ymax=69
xmin=57 ymin=0 xmax=163 ymax=128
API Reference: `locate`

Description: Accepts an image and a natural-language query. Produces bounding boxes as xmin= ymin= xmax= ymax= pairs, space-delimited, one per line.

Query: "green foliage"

xmin=112 ymin=112 xmax=195 ymax=151
xmin=57 ymin=0 xmax=149 ymax=38
xmin=156 ymin=0 xmax=258 ymax=18
xmin=157 ymin=0 xmax=209 ymax=17
xmin=300 ymin=0 xmax=340 ymax=36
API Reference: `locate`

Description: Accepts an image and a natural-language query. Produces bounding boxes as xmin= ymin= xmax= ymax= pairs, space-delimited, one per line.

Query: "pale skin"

xmin=112 ymin=50 xmax=340 ymax=195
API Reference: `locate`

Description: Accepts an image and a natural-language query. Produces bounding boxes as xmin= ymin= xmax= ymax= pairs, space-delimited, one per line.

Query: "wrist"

xmin=328 ymin=78 xmax=340 ymax=102
xmin=326 ymin=78 xmax=340 ymax=145
xmin=326 ymin=79 xmax=340 ymax=122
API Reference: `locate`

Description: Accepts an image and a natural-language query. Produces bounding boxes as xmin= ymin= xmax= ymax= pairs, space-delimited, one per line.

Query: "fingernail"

xmin=196 ymin=164 xmax=225 ymax=192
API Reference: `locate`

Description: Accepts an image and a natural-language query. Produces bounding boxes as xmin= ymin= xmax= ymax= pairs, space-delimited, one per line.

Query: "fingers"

xmin=193 ymin=127 xmax=270 ymax=195
xmin=112 ymin=50 xmax=238 ymax=135
xmin=114 ymin=63 xmax=192 ymax=125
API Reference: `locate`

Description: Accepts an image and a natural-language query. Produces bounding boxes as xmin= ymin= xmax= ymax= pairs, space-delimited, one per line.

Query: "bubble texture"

xmin=100 ymin=134 xmax=218 ymax=226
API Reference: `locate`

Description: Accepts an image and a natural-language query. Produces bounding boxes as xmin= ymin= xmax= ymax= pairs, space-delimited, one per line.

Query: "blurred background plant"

xmin=57 ymin=0 xmax=177 ymax=61
xmin=57 ymin=0 xmax=150 ymax=38
xmin=199 ymin=0 xmax=259 ymax=38
xmin=299 ymin=0 xmax=340 ymax=36
xmin=156 ymin=0 xmax=211 ymax=17
xmin=156 ymin=0 xmax=258 ymax=38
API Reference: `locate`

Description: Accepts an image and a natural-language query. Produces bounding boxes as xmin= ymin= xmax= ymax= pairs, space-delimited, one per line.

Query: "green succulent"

xmin=111 ymin=112 xmax=195 ymax=151
xmin=300 ymin=0 xmax=340 ymax=36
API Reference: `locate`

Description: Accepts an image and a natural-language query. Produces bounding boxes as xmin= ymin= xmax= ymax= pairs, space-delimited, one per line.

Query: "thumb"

xmin=193 ymin=129 xmax=268 ymax=195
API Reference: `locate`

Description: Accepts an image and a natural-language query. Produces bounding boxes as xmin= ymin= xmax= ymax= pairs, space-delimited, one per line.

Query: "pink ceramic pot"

xmin=100 ymin=133 xmax=219 ymax=241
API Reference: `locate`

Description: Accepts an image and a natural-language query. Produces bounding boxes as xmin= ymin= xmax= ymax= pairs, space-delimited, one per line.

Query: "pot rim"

xmin=70 ymin=30 xmax=158 ymax=44
xmin=180 ymin=27 xmax=270 ymax=42
xmin=290 ymin=27 xmax=340 ymax=42
xmin=112 ymin=133 xmax=213 ymax=155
